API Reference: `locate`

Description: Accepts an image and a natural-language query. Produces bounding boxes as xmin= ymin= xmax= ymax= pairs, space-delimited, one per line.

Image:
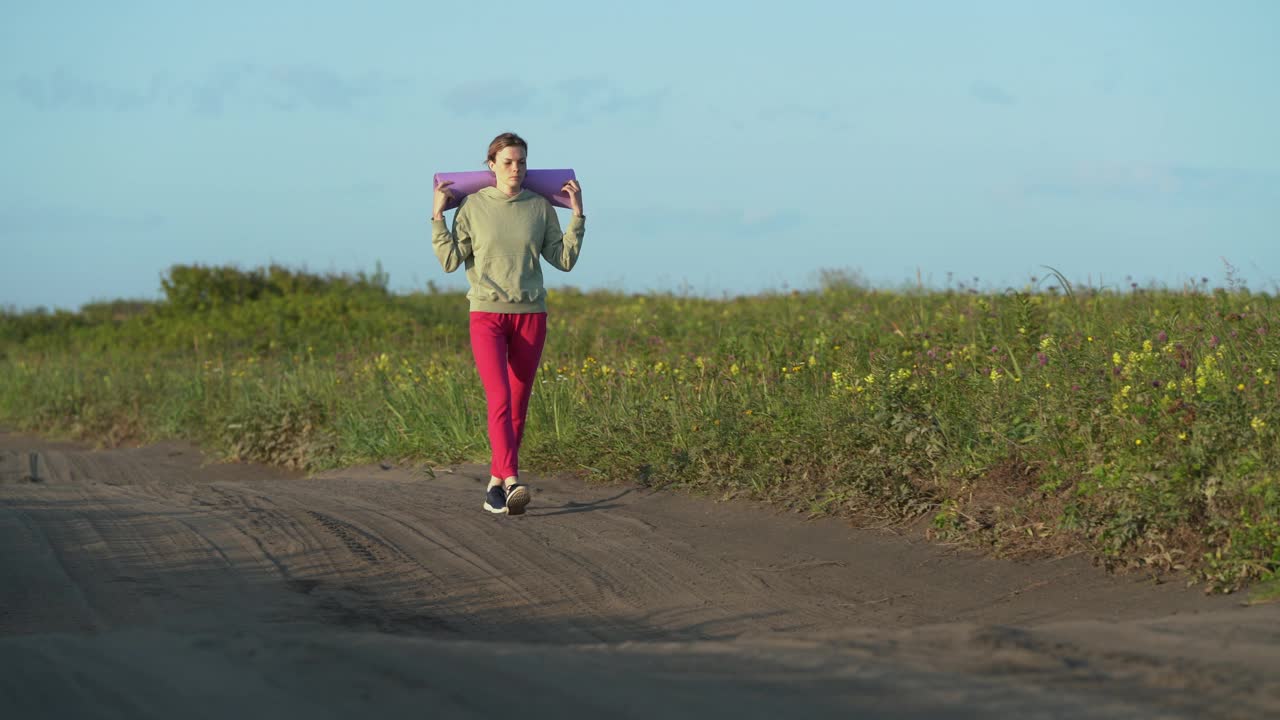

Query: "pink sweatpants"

xmin=469 ymin=312 xmax=548 ymax=480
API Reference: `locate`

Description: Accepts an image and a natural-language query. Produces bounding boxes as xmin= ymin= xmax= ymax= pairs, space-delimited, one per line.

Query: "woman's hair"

xmin=486 ymin=132 xmax=528 ymax=164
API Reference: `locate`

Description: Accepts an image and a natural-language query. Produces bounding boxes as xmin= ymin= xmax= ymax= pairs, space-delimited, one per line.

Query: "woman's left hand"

xmin=562 ymin=179 xmax=583 ymax=217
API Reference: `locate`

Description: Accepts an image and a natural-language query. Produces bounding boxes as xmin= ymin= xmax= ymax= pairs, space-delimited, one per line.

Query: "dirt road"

xmin=1 ymin=431 xmax=1277 ymax=718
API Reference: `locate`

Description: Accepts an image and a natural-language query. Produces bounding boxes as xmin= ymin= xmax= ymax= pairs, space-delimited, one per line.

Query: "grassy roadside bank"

xmin=2 ymin=265 xmax=1277 ymax=591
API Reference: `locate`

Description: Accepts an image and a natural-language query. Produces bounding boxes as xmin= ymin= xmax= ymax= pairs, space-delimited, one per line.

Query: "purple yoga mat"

xmin=433 ymin=169 xmax=577 ymax=212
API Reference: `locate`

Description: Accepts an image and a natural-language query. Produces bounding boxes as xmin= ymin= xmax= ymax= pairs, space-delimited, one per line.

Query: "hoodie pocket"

xmin=473 ymin=251 xmax=543 ymax=303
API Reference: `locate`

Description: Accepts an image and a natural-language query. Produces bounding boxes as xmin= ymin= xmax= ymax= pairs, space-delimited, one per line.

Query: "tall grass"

xmin=2 ymin=264 xmax=1277 ymax=590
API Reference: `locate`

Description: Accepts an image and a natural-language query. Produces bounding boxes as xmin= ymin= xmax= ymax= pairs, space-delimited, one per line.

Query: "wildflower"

xmin=1039 ymin=336 xmax=1054 ymax=350
xmin=1251 ymin=417 xmax=1267 ymax=433
xmin=1087 ymin=336 xmax=1094 ymax=342
xmin=730 ymin=363 xmax=741 ymax=376
xmin=1112 ymin=352 xmax=1122 ymax=366
xmin=1135 ymin=438 xmax=1143 ymax=446
xmin=808 ymin=355 xmax=817 ymax=367
xmin=831 ymin=370 xmax=843 ymax=384
xmin=989 ymin=368 xmax=1001 ymax=385
xmin=1178 ymin=432 xmax=1187 ymax=441
xmin=864 ymin=373 xmax=876 ymax=385
xmin=1237 ymin=383 xmax=1246 ymax=392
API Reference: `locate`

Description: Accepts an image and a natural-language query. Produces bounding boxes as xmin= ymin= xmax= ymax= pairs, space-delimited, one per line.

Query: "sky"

xmin=2 ymin=1 xmax=1278 ymax=310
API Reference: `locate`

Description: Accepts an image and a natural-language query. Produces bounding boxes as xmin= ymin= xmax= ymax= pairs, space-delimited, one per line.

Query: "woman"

xmin=431 ymin=132 xmax=585 ymax=515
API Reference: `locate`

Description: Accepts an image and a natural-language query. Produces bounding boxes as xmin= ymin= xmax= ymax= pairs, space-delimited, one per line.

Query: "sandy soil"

xmin=1 ymin=430 xmax=1277 ymax=719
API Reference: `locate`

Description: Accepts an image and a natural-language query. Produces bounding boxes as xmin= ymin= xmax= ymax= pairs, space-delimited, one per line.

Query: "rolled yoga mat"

xmin=433 ymin=169 xmax=577 ymax=212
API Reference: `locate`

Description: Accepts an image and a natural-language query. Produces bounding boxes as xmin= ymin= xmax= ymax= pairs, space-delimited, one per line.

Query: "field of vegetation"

xmin=2 ymin=264 xmax=1277 ymax=591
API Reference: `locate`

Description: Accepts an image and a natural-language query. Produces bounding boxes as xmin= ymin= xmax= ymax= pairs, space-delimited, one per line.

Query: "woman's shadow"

xmin=527 ymin=488 xmax=634 ymax=517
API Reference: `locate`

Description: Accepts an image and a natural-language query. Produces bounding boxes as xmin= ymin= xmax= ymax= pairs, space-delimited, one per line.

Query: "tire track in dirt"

xmin=4 ymin=435 xmax=1279 ymax=719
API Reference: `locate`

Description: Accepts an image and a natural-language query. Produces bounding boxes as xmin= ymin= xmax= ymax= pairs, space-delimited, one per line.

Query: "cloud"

xmin=443 ymin=75 xmax=668 ymax=123
xmin=1019 ymin=164 xmax=1280 ymax=203
xmin=759 ymin=104 xmax=839 ymax=124
xmin=443 ymin=79 xmax=538 ymax=116
xmin=15 ymin=68 xmax=151 ymax=111
xmin=610 ymin=206 xmax=808 ymax=240
xmin=0 ymin=205 xmax=166 ymax=234
xmin=555 ymin=76 xmax=611 ymax=104
xmin=595 ymin=86 xmax=668 ymax=116
xmin=14 ymin=64 xmax=400 ymax=114
xmin=970 ymin=81 xmax=1016 ymax=106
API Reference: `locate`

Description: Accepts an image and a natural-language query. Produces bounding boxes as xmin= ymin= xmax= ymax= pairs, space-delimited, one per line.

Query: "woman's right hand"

xmin=432 ymin=180 xmax=455 ymax=220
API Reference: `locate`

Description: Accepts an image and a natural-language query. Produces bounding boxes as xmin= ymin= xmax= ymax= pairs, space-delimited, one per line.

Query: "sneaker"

xmin=483 ymin=485 xmax=508 ymax=514
xmin=504 ymin=483 xmax=530 ymax=516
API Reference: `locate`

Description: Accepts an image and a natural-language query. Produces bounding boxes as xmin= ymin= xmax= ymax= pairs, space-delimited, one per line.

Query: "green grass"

xmin=2 ymin=263 xmax=1278 ymax=592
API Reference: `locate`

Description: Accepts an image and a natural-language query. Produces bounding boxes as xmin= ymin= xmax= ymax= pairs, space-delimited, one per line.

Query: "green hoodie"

xmin=432 ymin=187 xmax=585 ymax=313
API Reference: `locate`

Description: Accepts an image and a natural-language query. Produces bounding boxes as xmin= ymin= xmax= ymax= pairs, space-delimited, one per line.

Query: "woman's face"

xmin=489 ymin=145 xmax=527 ymax=194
